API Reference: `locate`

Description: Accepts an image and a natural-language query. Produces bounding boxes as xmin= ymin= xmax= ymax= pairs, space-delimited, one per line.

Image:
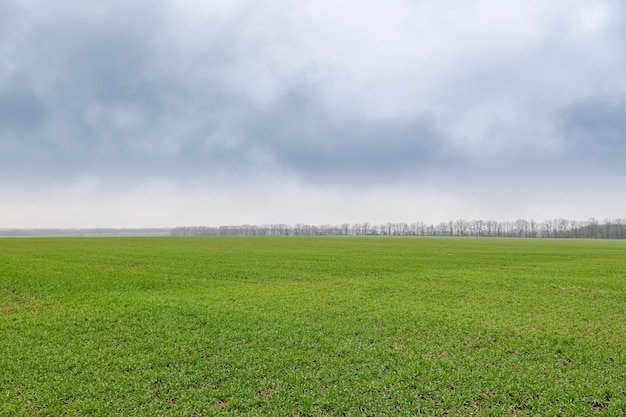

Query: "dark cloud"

xmin=558 ymin=94 xmax=626 ymax=168
xmin=2 ymin=1 xmax=626 ymax=227
xmin=240 ymin=90 xmax=460 ymax=183
xmin=0 ymin=89 xmax=46 ymax=131
xmin=0 ymin=0 xmax=464 ymax=185
xmin=1 ymin=0 xmax=625 ymax=189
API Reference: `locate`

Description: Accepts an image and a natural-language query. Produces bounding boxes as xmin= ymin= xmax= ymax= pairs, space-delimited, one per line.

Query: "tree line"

xmin=171 ymin=218 xmax=626 ymax=239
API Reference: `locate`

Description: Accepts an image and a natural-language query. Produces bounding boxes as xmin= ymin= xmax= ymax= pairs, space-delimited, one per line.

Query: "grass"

xmin=0 ymin=236 xmax=624 ymax=416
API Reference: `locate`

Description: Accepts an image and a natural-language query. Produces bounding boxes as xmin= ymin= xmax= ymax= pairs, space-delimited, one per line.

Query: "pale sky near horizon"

xmin=1 ymin=0 xmax=625 ymax=228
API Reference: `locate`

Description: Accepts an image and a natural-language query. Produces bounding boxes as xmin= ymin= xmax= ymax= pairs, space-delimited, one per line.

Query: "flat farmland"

xmin=0 ymin=237 xmax=624 ymax=416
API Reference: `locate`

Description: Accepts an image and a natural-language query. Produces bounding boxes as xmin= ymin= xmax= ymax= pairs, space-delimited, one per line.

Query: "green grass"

xmin=0 ymin=237 xmax=624 ymax=416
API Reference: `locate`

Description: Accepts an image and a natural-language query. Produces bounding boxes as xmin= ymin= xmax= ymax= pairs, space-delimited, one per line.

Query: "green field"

xmin=0 ymin=237 xmax=624 ymax=416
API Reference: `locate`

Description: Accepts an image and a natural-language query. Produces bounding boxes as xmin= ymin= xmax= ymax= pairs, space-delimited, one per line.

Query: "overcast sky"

xmin=1 ymin=0 xmax=625 ymax=228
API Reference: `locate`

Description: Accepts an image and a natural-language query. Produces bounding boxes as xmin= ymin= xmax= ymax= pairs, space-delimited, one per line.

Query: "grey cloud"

xmin=0 ymin=1 xmax=21 ymax=39
xmin=0 ymin=89 xmax=46 ymax=131
xmin=57 ymin=27 xmax=151 ymax=101
xmin=1 ymin=0 xmax=625 ymax=190
xmin=115 ymin=85 xmax=464 ymax=184
xmin=558 ymin=94 xmax=626 ymax=168
xmin=239 ymin=90 xmax=460 ymax=183
xmin=0 ymin=0 xmax=464 ymax=185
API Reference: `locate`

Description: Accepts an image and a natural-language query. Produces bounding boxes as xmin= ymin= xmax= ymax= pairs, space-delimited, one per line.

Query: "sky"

xmin=1 ymin=0 xmax=626 ymax=228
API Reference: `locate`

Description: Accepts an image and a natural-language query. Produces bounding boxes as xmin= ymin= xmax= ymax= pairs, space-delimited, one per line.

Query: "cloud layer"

xmin=1 ymin=0 xmax=625 ymax=226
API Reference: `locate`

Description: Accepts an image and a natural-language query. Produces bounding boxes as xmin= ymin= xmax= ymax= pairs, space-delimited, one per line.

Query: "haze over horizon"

xmin=2 ymin=0 xmax=625 ymax=228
